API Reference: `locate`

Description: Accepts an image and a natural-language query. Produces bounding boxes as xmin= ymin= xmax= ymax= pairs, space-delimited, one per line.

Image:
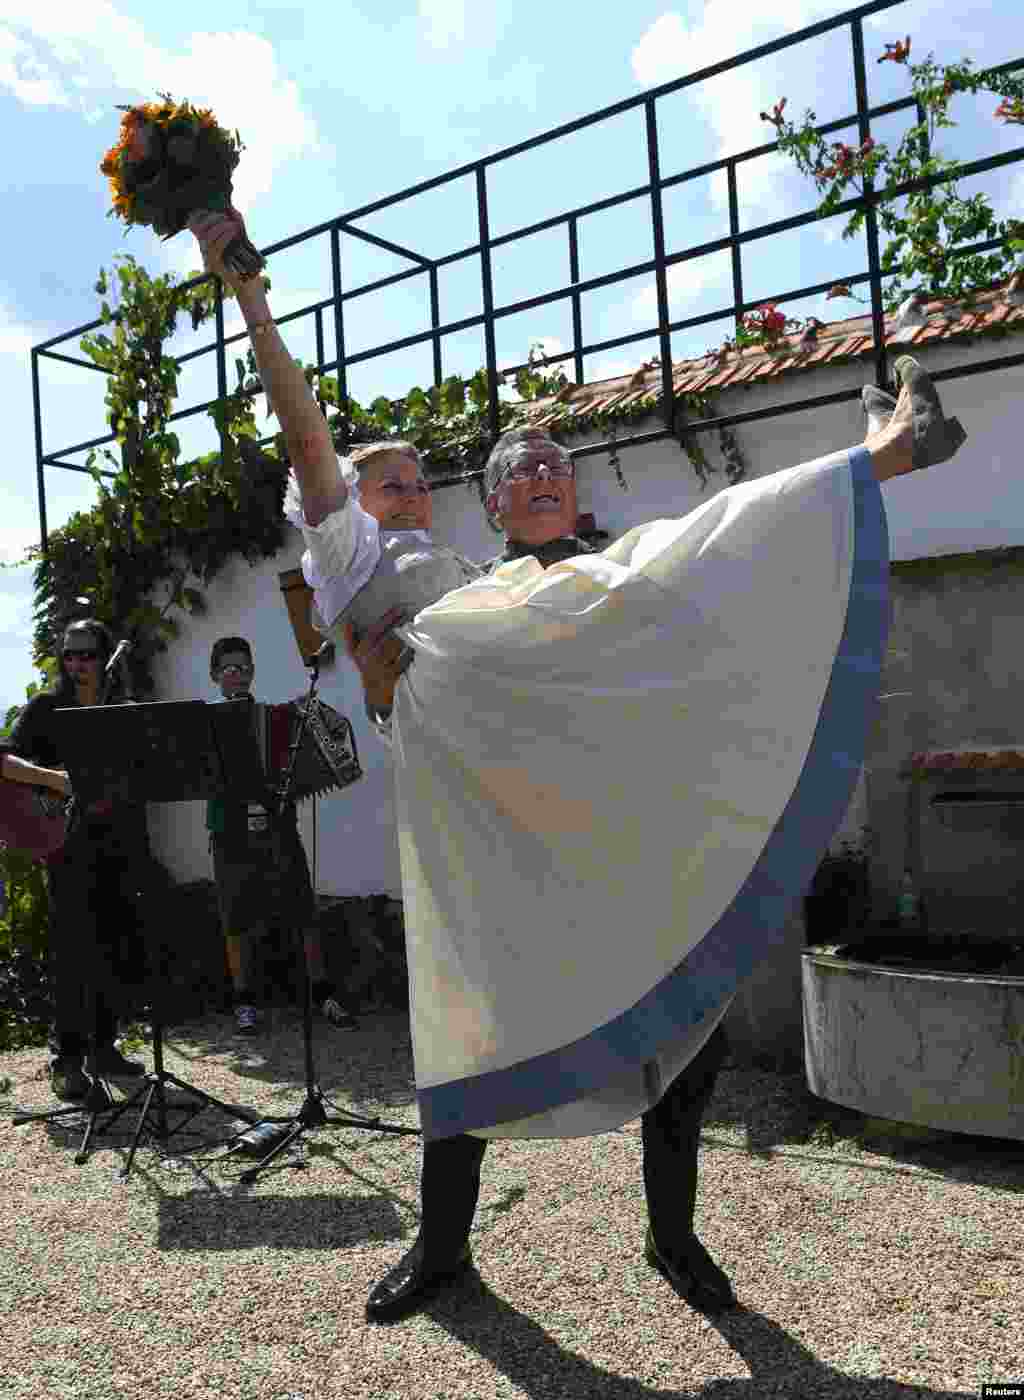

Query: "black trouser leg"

xmin=47 ymin=842 xmax=99 ymax=1061
xmin=48 ymin=830 xmax=146 ymax=1061
xmin=641 ymin=1023 xmax=729 ymax=1251
xmin=418 ymin=1133 xmax=489 ymax=1266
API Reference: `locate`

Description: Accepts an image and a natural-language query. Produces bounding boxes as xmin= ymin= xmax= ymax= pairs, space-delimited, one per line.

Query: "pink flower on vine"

xmin=743 ymin=303 xmax=790 ymax=339
xmin=759 ymin=97 xmax=788 ymax=127
xmin=878 ymin=36 xmax=911 ymax=65
xmin=995 ymin=97 xmax=1024 ymax=125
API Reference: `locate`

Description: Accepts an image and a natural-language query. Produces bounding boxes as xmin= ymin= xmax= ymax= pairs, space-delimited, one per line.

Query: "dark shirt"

xmin=5 ymin=691 xmax=93 ymax=771
xmin=486 ymin=534 xmax=594 ymax=572
xmin=2 ymin=691 xmax=142 ymax=837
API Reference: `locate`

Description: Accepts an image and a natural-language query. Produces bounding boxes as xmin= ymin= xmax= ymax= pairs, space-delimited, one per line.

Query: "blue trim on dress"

xmin=419 ymin=446 xmax=889 ymax=1138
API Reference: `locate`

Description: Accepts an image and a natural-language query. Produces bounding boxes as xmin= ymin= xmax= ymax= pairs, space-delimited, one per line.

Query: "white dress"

xmin=287 ymin=446 xmax=891 ymax=1143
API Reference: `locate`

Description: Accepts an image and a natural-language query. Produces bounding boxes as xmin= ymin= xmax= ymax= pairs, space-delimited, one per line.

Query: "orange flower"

xmin=878 ymin=36 xmax=911 ymax=65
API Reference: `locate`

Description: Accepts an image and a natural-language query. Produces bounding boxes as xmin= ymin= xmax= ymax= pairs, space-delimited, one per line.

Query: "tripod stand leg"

xmin=118 ymin=1077 xmax=163 ymax=1179
xmin=74 ymin=1087 xmax=116 ymax=1166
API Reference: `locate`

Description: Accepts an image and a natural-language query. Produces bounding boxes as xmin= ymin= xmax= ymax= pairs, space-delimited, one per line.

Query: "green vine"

xmin=760 ymin=39 xmax=1024 ymax=311
xmin=6 ymin=276 xmax=745 ymax=698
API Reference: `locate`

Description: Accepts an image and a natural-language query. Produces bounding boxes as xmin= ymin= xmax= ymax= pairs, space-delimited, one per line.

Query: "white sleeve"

xmin=282 ymin=462 xmax=381 ymax=631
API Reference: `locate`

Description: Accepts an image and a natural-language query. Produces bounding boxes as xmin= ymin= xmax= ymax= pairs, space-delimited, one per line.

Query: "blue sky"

xmin=1 ymin=0 xmax=1021 ymax=712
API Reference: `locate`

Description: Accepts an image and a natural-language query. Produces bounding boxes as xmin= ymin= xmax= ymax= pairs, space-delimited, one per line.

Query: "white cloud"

xmin=418 ymin=0 xmax=468 ymax=49
xmin=499 ymin=335 xmax=566 ymax=370
xmin=0 ymin=8 xmax=322 ymax=213
xmin=586 ymin=357 xmax=642 ymax=384
xmin=0 ymin=586 xmax=35 ymax=637
xmin=631 ymin=255 xmax=730 ymax=326
xmin=0 ymin=27 xmax=69 ymax=106
xmin=631 ymin=5 xmax=837 ymax=213
xmin=0 ymin=318 xmax=33 ymax=358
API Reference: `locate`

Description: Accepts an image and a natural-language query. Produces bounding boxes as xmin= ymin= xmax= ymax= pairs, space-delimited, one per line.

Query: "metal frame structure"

xmin=30 ymin=0 xmax=1024 ymax=554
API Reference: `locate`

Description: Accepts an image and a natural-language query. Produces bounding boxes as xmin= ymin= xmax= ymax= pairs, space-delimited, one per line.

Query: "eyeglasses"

xmin=500 ymin=454 xmax=575 ymax=485
xmin=63 ymin=650 xmax=98 ymax=662
xmin=218 ymin=663 xmax=253 ymax=676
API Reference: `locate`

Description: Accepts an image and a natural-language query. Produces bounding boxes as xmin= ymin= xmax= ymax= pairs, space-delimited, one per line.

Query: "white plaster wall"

xmin=145 ymin=337 xmax=1024 ymax=896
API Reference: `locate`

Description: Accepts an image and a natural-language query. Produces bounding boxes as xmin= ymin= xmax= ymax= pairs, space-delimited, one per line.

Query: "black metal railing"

xmin=30 ymin=0 xmax=1024 ymax=550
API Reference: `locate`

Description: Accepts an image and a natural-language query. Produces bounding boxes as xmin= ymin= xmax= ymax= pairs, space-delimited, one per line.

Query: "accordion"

xmin=255 ymin=697 xmax=362 ymax=802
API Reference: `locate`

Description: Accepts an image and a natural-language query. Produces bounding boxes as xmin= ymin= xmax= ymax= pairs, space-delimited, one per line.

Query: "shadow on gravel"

xmin=430 ymin=1278 xmax=979 ymax=1399
xmin=112 ymin=1019 xmax=1024 ymax=1198
xmin=155 ymin=1188 xmax=409 ymax=1253
xmin=704 ymin=1058 xmax=1024 ymax=1193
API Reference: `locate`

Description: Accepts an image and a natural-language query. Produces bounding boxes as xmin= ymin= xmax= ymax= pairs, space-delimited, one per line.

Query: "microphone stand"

xmin=234 ymin=643 xmax=419 ymax=1184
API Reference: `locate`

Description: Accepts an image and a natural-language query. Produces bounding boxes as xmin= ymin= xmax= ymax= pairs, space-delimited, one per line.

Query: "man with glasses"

xmin=344 ymin=425 xmax=735 ymax=1321
xmin=0 ymin=620 xmax=147 ymax=1101
xmin=207 ymin=636 xmax=355 ymax=1035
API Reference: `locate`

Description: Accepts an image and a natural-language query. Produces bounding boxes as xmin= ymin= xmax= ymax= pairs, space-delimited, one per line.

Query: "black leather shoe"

xmin=644 ymin=1227 xmax=736 ymax=1311
xmin=49 ymin=1057 xmax=92 ymax=1102
xmin=366 ymin=1240 xmax=473 ymax=1323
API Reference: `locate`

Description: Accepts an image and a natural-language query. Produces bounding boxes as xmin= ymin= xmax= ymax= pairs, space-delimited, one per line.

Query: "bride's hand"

xmin=187 ymin=207 xmax=248 ymax=289
xmin=342 ymin=609 xmax=412 ymax=711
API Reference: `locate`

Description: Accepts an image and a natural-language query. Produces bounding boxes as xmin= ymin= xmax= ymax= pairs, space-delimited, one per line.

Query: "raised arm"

xmin=188 ymin=210 xmax=347 ymax=527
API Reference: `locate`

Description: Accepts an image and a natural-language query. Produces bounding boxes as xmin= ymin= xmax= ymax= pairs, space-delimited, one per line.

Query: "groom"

xmin=342 ymin=407 xmax=934 ymax=1322
xmin=344 ymin=425 xmax=737 ymax=1321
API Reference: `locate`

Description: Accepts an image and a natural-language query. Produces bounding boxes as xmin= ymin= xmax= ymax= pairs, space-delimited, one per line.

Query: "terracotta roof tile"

xmin=516 ymin=282 xmax=1022 ymax=423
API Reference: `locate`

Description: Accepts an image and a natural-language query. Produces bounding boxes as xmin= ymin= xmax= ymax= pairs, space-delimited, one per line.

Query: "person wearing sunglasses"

xmin=192 ymin=207 xmax=966 ymax=1325
xmin=207 ymin=636 xmax=356 ymax=1035
xmin=0 ymin=619 xmax=148 ymax=1101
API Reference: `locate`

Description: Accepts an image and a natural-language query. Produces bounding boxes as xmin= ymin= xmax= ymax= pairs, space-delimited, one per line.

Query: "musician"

xmin=207 ymin=636 xmax=356 ymax=1033
xmin=0 ymin=620 xmax=147 ymax=1101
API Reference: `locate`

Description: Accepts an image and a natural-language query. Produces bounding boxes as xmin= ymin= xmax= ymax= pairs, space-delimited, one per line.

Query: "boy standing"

xmin=207 ymin=637 xmax=356 ymax=1033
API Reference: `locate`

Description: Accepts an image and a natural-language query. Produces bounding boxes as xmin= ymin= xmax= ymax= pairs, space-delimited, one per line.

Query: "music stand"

xmin=15 ymin=701 xmax=266 ymax=1177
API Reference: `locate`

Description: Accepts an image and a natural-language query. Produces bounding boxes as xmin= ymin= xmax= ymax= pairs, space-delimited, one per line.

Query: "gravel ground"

xmin=1 ymin=1009 xmax=1022 ymax=1400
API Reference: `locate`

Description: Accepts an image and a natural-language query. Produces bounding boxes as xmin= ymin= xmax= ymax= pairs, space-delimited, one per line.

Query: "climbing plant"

xmin=7 ymin=263 xmax=746 ymax=697
xmin=760 ymin=38 xmax=1024 ymax=310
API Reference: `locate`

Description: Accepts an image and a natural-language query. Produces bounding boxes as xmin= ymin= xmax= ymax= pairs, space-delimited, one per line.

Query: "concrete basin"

xmin=802 ymin=943 xmax=1024 ymax=1140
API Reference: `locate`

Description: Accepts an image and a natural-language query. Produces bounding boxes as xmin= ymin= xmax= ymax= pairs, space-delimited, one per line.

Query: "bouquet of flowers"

xmin=100 ymin=93 xmax=264 ymax=280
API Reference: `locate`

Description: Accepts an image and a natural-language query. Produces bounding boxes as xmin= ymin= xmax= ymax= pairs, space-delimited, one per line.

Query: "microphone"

xmin=105 ymin=638 xmax=133 ymax=675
